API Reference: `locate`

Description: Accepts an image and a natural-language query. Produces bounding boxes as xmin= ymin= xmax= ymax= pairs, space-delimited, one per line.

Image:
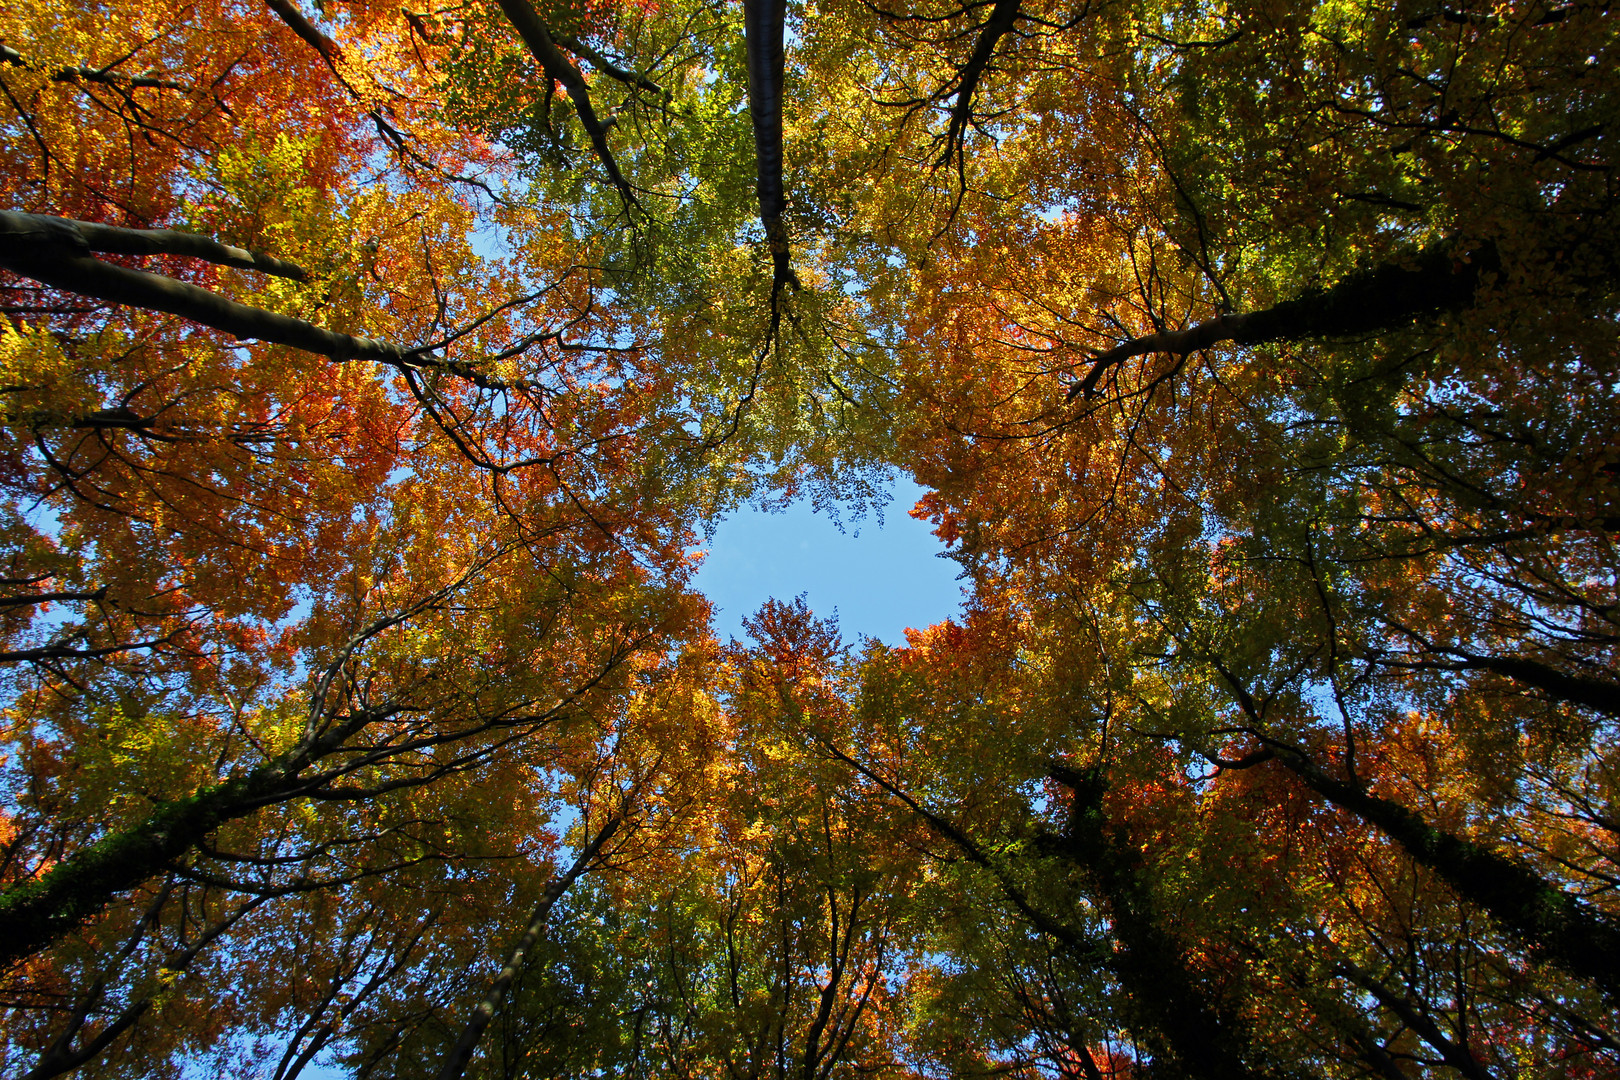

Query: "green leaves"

xmin=5 ymin=0 xmax=1620 ymax=1074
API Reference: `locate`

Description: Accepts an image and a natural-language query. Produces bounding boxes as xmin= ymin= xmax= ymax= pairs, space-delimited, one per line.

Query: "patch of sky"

xmin=20 ymin=488 xmax=62 ymax=539
xmin=692 ymin=473 xmax=964 ymax=646
xmin=1036 ymin=201 xmax=1067 ymax=224
xmin=467 ymin=215 xmax=512 ymax=263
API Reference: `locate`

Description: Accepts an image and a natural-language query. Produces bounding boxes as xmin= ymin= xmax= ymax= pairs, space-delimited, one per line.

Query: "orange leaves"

xmin=0 ymin=1 xmax=723 ymax=1066
xmin=737 ymin=594 xmax=842 ymax=690
xmin=3 ymin=0 xmax=1620 ymax=1072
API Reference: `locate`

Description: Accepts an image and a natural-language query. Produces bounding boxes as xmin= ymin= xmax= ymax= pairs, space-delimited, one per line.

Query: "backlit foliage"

xmin=2 ymin=0 xmax=1616 ymax=1076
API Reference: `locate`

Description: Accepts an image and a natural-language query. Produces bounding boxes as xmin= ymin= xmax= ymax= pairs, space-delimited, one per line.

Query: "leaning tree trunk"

xmin=1071 ymin=240 xmax=1500 ymax=399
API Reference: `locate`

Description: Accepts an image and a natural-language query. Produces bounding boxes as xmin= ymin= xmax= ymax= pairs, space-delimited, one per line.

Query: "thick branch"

xmin=938 ymin=0 xmax=1019 ymax=169
xmin=0 ymin=561 xmax=542 ymax=966
xmin=1272 ymin=744 xmax=1620 ymax=997
xmin=495 ymin=0 xmax=640 ymax=213
xmin=1380 ymin=639 xmax=1620 ymax=718
xmin=0 ymin=239 xmax=401 ymax=363
xmin=2 ymin=231 xmax=545 ymax=392
xmin=21 ymin=895 xmax=265 ymax=1080
xmin=818 ymin=739 xmax=1093 ymax=954
xmin=436 ymin=812 xmax=623 ymax=1080
xmin=1205 ymin=657 xmax=1620 ymax=996
xmin=1044 ymin=765 xmax=1269 ymax=1080
xmin=0 ymin=767 xmax=288 ymax=970
xmin=1070 ymin=240 xmax=1500 ymax=399
xmin=1 ymin=210 xmax=308 ymax=280
xmin=264 ymin=0 xmax=341 ymax=61
xmin=1332 ymin=958 xmax=1497 ymax=1080
xmin=0 ymin=586 xmax=109 ymax=610
xmin=0 ymin=634 xmax=177 ymax=663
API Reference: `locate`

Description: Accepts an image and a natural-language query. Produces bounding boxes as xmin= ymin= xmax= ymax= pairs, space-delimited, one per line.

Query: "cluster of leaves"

xmin=2 ymin=0 xmax=1618 ymax=1076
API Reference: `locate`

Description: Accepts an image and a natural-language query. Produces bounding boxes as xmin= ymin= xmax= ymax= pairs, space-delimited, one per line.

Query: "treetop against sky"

xmin=694 ymin=476 xmax=963 ymax=645
xmin=1 ymin=0 xmax=1617 ymax=1076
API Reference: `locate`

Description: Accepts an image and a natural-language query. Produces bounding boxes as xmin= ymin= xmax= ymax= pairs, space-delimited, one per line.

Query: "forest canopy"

xmin=1 ymin=0 xmax=1617 ymax=1077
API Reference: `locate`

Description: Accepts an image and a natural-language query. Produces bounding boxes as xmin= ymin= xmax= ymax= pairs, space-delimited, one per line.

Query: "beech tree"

xmin=4 ymin=0 xmax=1618 ymax=1076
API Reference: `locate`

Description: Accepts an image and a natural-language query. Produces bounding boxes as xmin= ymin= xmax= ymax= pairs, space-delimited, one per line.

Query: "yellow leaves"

xmin=242 ymin=701 xmax=306 ymax=761
xmin=0 ymin=319 xmax=95 ymax=426
xmin=66 ymin=701 xmax=220 ymax=822
xmin=198 ymin=132 xmax=347 ymax=292
xmin=3 ymin=0 xmax=1617 ymax=1072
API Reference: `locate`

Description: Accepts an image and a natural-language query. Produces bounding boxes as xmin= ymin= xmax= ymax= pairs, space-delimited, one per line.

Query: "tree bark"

xmin=1379 ymin=640 xmax=1620 ymax=718
xmin=1331 ymin=958 xmax=1498 ymax=1080
xmin=817 ymin=739 xmax=1095 ymax=955
xmin=21 ymin=895 xmax=265 ymax=1080
xmin=0 ymin=768 xmax=286 ymax=970
xmin=554 ymin=33 xmax=665 ymax=97
xmin=264 ymin=0 xmax=341 ymax=61
xmin=2 ymin=213 xmax=540 ymax=389
xmin=1207 ymin=660 xmax=1620 ymax=998
xmin=0 ymin=224 xmax=402 ymax=364
xmin=938 ymin=0 xmax=1019 ymax=169
xmin=1045 ymin=765 xmax=1276 ymax=1080
xmin=1271 ymin=746 xmax=1620 ymax=998
xmin=743 ymin=0 xmax=796 ymax=293
xmin=495 ymin=0 xmax=640 ymax=213
xmin=0 ymin=44 xmax=187 ymax=91
xmin=1 ymin=210 xmax=307 ymax=279
xmin=1070 ymin=240 xmax=1500 ymax=399
xmin=0 ymin=563 xmax=557 ymax=967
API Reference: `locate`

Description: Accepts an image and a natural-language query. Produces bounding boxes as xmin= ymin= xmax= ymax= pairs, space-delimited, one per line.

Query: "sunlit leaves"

xmin=4 ymin=0 xmax=1620 ymax=1074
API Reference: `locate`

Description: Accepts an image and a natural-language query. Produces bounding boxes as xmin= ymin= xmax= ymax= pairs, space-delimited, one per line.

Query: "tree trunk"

xmin=0 ymin=768 xmax=284 ymax=968
xmin=743 ymin=0 xmax=795 ymax=293
xmin=436 ymin=813 xmax=623 ymax=1080
xmin=1072 ymin=240 xmax=1500 ymax=399
xmin=1046 ymin=766 xmax=1276 ymax=1080
xmin=1272 ymin=748 xmax=1620 ymax=998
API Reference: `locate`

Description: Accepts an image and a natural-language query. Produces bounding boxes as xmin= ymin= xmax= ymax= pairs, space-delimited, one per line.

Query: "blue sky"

xmin=691 ymin=475 xmax=964 ymax=647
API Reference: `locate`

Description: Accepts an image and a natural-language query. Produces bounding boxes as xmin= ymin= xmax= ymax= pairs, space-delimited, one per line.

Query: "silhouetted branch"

xmin=2 ymin=210 xmax=308 ymax=280
xmin=744 ymin=0 xmax=798 ymax=295
xmin=495 ymin=0 xmax=641 ymax=215
xmin=0 ymin=44 xmax=188 ymax=91
xmin=1070 ymin=241 xmax=1500 ymax=400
